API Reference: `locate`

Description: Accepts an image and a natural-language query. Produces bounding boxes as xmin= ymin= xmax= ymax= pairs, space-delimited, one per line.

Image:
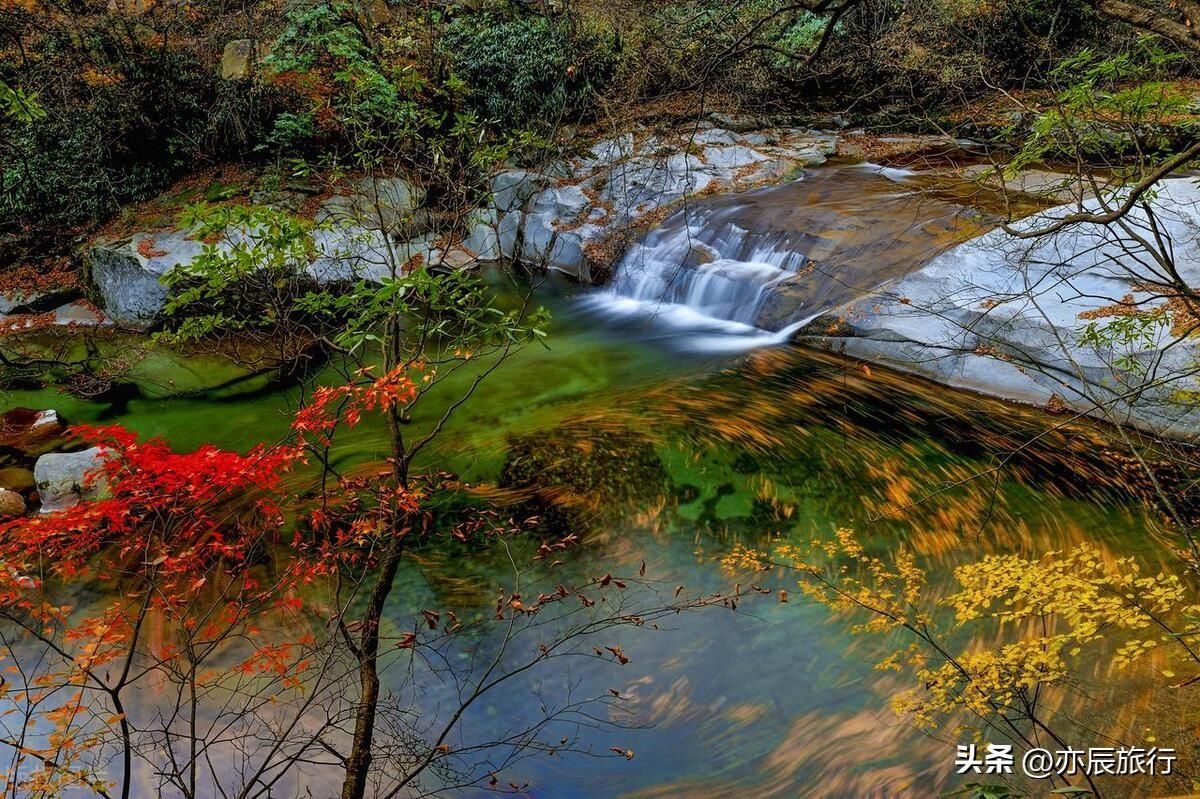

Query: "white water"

xmin=581 ymin=203 xmax=812 ymax=353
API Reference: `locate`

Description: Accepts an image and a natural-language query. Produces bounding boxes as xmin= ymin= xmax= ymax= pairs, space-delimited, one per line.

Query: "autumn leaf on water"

xmin=609 ymin=747 xmax=635 ymax=760
xmin=605 ymin=646 xmax=629 ymax=665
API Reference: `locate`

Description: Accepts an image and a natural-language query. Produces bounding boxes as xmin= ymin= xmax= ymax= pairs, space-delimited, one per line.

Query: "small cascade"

xmin=585 ymin=202 xmax=813 ymax=352
xmin=583 ymin=164 xmax=985 ymax=354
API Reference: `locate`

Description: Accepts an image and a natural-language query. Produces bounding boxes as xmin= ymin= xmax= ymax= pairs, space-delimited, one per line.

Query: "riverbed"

xmin=2 ymin=161 xmax=1195 ymax=797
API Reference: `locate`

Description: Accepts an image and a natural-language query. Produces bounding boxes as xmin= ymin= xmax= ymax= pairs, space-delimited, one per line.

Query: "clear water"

xmin=0 ymin=171 xmax=1187 ymax=797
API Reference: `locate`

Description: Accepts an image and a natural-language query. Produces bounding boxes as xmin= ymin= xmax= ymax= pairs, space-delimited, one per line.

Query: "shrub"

xmin=440 ymin=10 xmax=620 ymax=128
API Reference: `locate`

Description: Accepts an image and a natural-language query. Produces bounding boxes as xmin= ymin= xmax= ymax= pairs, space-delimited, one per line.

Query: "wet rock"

xmin=0 ymin=408 xmax=66 ymax=457
xmin=88 ymin=230 xmax=204 ymax=324
xmin=0 ymin=489 xmax=24 ymax=518
xmin=0 ymin=466 xmax=35 ymax=492
xmin=34 ymin=447 xmax=109 ymax=513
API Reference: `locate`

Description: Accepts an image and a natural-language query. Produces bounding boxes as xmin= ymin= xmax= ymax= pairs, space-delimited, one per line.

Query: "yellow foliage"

xmin=726 ymin=531 xmax=1200 ymax=734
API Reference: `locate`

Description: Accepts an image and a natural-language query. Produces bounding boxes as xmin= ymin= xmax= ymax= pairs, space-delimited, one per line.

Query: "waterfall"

xmin=581 ymin=164 xmax=975 ymax=354
xmin=584 ymin=202 xmax=813 ymax=353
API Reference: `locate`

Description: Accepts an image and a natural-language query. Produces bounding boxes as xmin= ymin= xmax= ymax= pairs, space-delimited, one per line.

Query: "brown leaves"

xmin=604 ymin=646 xmax=629 ymax=665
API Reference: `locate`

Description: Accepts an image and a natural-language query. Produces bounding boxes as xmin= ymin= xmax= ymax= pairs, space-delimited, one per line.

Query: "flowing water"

xmin=582 ymin=163 xmax=993 ymax=352
xmin=1 ymin=165 xmax=1192 ymax=797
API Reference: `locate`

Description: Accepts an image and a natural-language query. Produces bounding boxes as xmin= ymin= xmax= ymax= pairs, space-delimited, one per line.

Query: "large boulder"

xmin=88 ymin=230 xmax=205 ymax=324
xmin=318 ymin=177 xmax=426 ymax=234
xmin=800 ymin=177 xmax=1200 ymax=437
xmin=34 ymin=447 xmax=109 ymax=513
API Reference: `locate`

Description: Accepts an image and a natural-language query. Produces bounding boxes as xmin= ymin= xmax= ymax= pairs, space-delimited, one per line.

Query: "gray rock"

xmin=308 ymin=226 xmax=395 ymax=284
xmin=520 ymin=186 xmax=598 ymax=279
xmin=53 ymin=301 xmax=108 ymax=327
xmin=703 ymin=145 xmax=767 ymax=171
xmin=802 ymin=178 xmax=1200 ymax=436
xmin=492 ymin=171 xmax=552 ymax=214
xmin=498 ymin=211 xmax=523 ymax=260
xmin=463 ymin=208 xmax=501 ymax=261
xmin=318 ymin=177 xmax=425 ymax=234
xmin=35 ymin=447 xmax=109 ymax=513
xmin=584 ymin=134 xmax=635 ymax=168
xmin=88 ymin=231 xmax=205 ymax=324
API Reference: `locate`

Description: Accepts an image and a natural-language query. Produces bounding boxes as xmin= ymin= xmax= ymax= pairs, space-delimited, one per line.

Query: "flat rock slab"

xmin=799 ymin=177 xmax=1200 ymax=437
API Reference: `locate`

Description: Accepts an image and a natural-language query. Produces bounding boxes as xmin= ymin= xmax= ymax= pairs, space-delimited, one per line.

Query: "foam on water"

xmin=582 ymin=201 xmax=811 ymax=353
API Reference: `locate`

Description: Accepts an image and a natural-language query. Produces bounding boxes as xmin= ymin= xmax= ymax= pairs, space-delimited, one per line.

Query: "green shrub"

xmin=1 ymin=34 xmax=276 ymax=248
xmin=440 ymin=10 xmax=620 ymax=128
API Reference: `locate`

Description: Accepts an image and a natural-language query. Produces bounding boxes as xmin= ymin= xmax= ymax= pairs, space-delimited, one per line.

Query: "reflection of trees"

xmin=499 ymin=423 xmax=669 ymax=534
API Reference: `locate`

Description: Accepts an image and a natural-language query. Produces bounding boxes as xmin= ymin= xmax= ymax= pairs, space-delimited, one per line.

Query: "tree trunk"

xmin=340 ymin=534 xmax=405 ymax=799
xmin=341 ymin=407 xmax=410 ymax=799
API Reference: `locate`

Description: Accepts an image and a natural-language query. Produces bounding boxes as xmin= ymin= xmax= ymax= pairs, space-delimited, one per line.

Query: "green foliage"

xmin=1010 ymin=38 xmax=1193 ymax=169
xmin=296 ymin=266 xmax=549 ymax=357
xmin=157 ymin=204 xmax=318 ymax=344
xmin=0 ymin=80 xmax=45 ymax=123
xmin=440 ymin=10 xmax=619 ymax=128
xmin=1 ymin=35 xmax=275 ymax=247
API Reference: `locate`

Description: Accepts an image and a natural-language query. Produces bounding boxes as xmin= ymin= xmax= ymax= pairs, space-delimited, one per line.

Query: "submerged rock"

xmin=34 ymin=447 xmax=109 ymax=513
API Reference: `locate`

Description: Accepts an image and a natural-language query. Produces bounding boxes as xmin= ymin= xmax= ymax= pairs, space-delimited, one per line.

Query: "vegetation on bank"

xmin=0 ymin=0 xmax=1193 ymax=265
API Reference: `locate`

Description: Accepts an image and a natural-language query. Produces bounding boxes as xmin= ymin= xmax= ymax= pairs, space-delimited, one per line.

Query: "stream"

xmin=1 ymin=164 xmax=1190 ymax=797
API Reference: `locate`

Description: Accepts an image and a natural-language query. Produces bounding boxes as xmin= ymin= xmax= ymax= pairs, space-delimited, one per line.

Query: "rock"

xmin=308 ymin=226 xmax=395 ymax=284
xmin=0 ymin=408 xmax=65 ymax=457
xmin=220 ymin=39 xmax=256 ymax=80
xmin=520 ymin=186 xmax=600 ymax=279
xmin=703 ymin=145 xmax=767 ymax=170
xmin=88 ymin=230 xmax=205 ymax=324
xmin=318 ymin=177 xmax=426 ymax=234
xmin=0 ymin=466 xmax=35 ymax=492
xmin=693 ymin=128 xmax=739 ymax=147
xmin=34 ymin=447 xmax=109 ymax=513
xmin=599 ymin=154 xmax=711 ymax=219
xmin=498 ymin=211 xmax=523 ymax=260
xmin=958 ymin=165 xmax=1079 ymax=204
xmin=801 ymin=177 xmax=1200 ymax=436
xmin=584 ymin=134 xmax=635 ymax=169
xmin=491 ymin=171 xmax=552 ymax=215
xmin=463 ymin=208 xmax=501 ymax=261
xmin=0 ymin=489 xmax=24 ymax=518
xmin=705 ymin=111 xmax=771 ymax=132
xmin=53 ymin=301 xmax=108 ymax=327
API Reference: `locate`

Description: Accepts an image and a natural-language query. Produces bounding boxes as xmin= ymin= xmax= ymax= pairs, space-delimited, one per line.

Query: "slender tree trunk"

xmin=341 ymin=406 xmax=409 ymax=799
xmin=340 ymin=534 xmax=405 ymax=799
